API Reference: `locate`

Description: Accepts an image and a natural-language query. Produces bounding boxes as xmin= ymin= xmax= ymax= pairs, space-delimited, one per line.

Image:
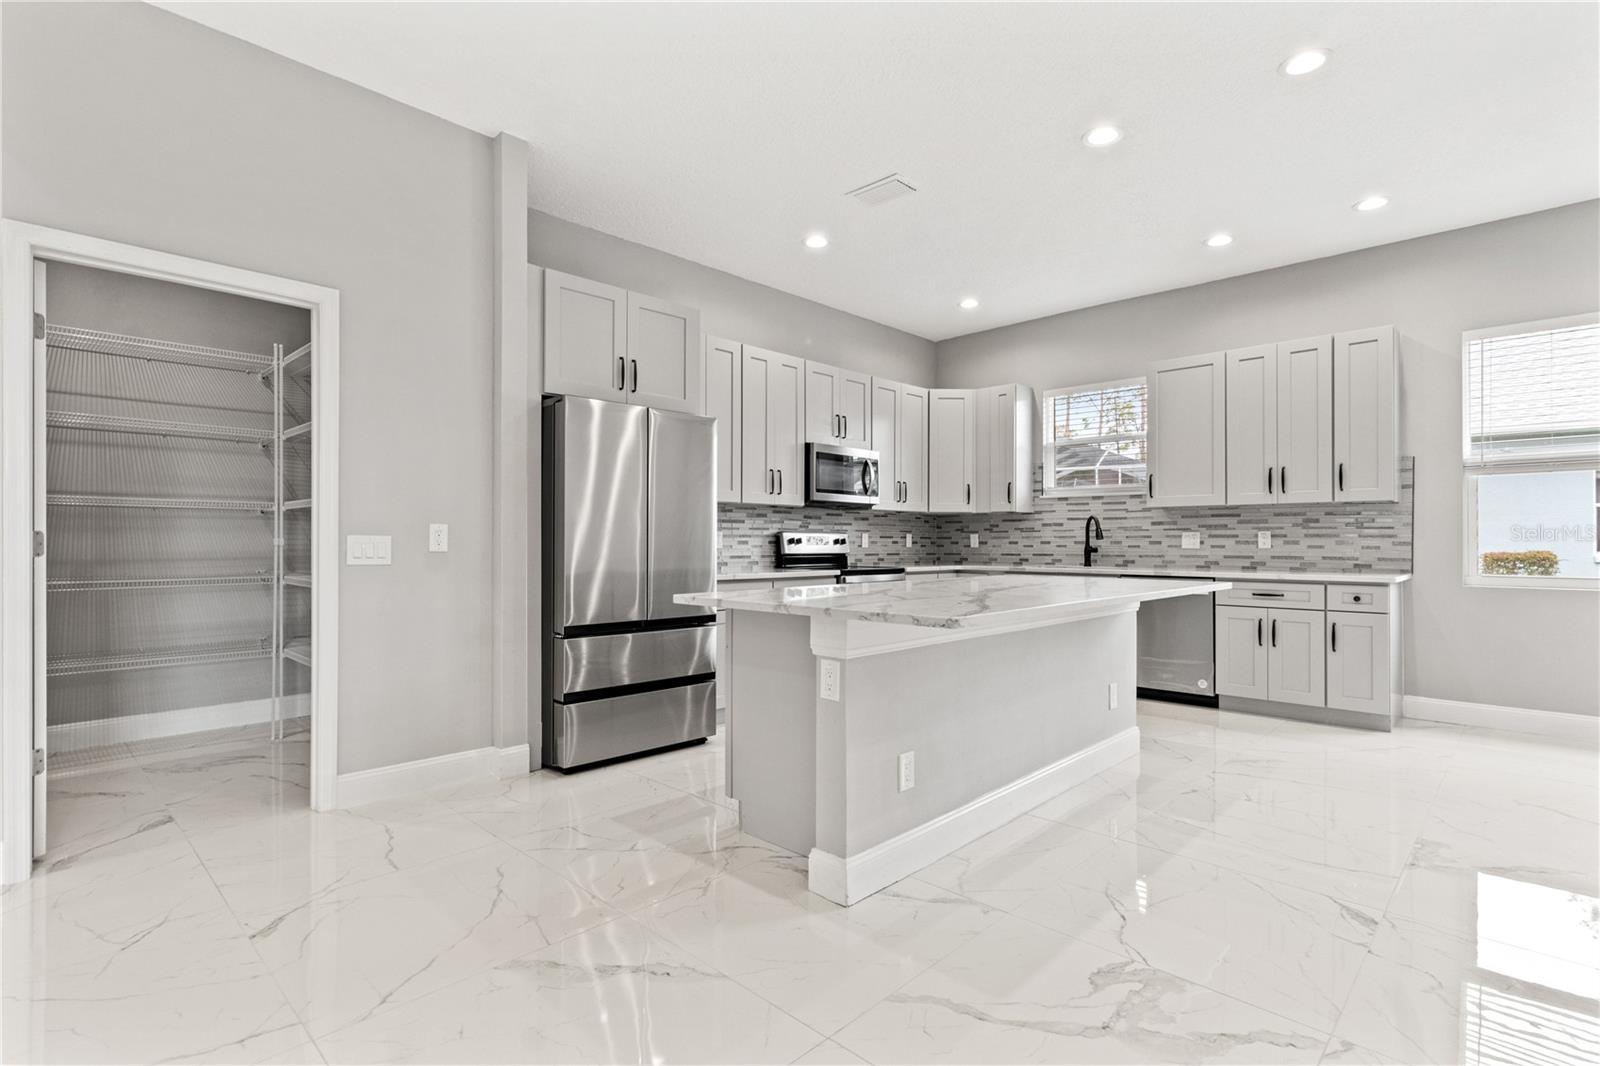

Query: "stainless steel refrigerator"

xmin=541 ymin=396 xmax=717 ymax=769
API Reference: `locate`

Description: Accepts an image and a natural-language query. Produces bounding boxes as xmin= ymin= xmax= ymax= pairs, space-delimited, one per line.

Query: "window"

xmin=1462 ymin=314 xmax=1600 ymax=589
xmin=1041 ymin=377 xmax=1147 ymax=495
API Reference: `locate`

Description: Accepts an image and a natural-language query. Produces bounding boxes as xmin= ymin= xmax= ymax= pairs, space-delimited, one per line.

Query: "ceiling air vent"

xmin=846 ymin=174 xmax=917 ymax=207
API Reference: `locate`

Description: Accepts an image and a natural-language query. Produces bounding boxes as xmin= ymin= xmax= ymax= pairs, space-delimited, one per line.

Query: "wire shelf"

xmin=261 ymin=342 xmax=312 ymax=380
xmin=282 ymin=638 xmax=313 ymax=667
xmin=282 ymin=572 xmax=312 ymax=588
xmin=48 ymin=410 xmax=275 ymax=444
xmin=49 ymin=575 xmax=271 ymax=592
xmin=48 ymin=493 xmax=273 ymax=512
xmin=283 ymin=421 xmax=312 ymax=442
xmin=284 ymin=498 xmax=312 ymax=511
xmin=49 ymin=640 xmax=274 ymax=677
xmin=46 ymin=324 xmax=273 ymax=374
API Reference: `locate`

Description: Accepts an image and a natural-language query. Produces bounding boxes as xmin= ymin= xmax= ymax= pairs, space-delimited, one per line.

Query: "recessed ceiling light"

xmin=1205 ymin=232 xmax=1234 ymax=248
xmin=1281 ymin=49 xmax=1328 ymax=77
xmin=959 ymin=297 xmax=980 ymax=310
xmin=1082 ymin=125 xmax=1123 ymax=148
xmin=1354 ymin=194 xmax=1389 ymax=212
xmin=803 ymin=232 xmax=829 ymax=250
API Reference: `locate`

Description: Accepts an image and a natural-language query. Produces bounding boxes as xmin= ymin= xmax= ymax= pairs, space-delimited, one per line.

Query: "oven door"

xmin=807 ymin=444 xmax=880 ymax=505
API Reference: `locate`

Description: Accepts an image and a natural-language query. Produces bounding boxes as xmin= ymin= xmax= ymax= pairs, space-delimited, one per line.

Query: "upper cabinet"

xmin=805 ymin=360 xmax=871 ymax=447
xmin=978 ymin=384 xmax=1036 ymax=513
xmin=541 ymin=270 xmax=701 ymax=414
xmin=1333 ymin=326 xmax=1399 ymax=502
xmin=704 ymin=336 xmax=742 ymax=503
xmin=740 ymin=345 xmax=806 ymax=506
xmin=871 ymin=379 xmax=930 ymax=512
xmin=1224 ymin=337 xmax=1333 ymax=505
xmin=928 ymin=388 xmax=979 ymax=512
xmin=1147 ymin=352 xmax=1228 ymax=506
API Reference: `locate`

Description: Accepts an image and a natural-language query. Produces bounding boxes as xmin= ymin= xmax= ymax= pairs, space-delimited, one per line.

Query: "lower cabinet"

xmin=1214 ymin=605 xmax=1269 ymax=699
xmin=1326 ymin=610 xmax=1391 ymax=714
xmin=1214 ymin=605 xmax=1325 ymax=707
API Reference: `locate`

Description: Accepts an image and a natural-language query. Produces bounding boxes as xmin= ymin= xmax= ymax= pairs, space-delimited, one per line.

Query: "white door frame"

xmin=1 ymin=221 xmax=341 ymax=884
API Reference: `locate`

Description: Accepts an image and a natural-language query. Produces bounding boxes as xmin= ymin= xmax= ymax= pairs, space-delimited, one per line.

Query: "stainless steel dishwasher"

xmin=1136 ymin=589 xmax=1217 ymax=704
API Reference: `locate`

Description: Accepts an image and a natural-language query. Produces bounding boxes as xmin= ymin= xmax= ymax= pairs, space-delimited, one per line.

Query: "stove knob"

xmin=834 ymin=537 xmax=847 ymax=545
xmin=786 ymin=537 xmax=800 ymax=545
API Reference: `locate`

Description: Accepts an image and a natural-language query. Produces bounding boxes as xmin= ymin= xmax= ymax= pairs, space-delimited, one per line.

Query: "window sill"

xmin=1463 ymin=576 xmax=1600 ymax=592
xmin=1042 ymin=485 xmax=1145 ymax=499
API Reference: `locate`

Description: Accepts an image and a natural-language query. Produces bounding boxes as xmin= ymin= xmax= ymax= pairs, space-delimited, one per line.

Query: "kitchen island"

xmin=677 ymin=572 xmax=1228 ymax=904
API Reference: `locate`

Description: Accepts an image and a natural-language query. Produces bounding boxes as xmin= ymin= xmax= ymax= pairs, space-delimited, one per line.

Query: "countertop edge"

xmin=716 ymin=566 xmax=1410 ymax=585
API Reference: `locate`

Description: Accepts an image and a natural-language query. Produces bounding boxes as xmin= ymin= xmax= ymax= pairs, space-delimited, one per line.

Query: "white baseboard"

xmin=809 ymin=726 xmax=1140 ymax=906
xmin=48 ymin=695 xmax=310 ymax=753
xmin=1402 ymin=696 xmax=1598 ymax=743
xmin=336 ymin=743 xmax=531 ymax=808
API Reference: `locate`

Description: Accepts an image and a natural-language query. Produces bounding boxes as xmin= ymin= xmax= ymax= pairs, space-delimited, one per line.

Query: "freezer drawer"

xmin=550 ymin=626 xmax=716 ymax=696
xmin=546 ymin=681 xmax=715 ymax=769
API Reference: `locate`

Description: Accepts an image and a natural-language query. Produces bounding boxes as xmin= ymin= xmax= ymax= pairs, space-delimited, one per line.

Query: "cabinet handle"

xmin=1331 ymin=621 xmax=1339 ymax=652
xmin=965 ymin=483 xmax=971 ymax=505
xmin=617 ymin=356 xmax=625 ymax=390
xmin=1250 ymin=591 xmax=1285 ymax=598
xmin=1338 ymin=462 xmax=1344 ymax=492
xmin=1007 ymin=481 xmax=1013 ymax=504
xmin=776 ymin=469 xmax=782 ymax=496
xmin=843 ymin=414 xmax=848 ymax=438
xmin=1148 ymin=476 xmax=1154 ymax=499
xmin=630 ymin=359 xmax=639 ymax=393
xmin=1267 ymin=466 xmax=1274 ymax=494
xmin=1257 ymin=618 xmax=1263 ymax=646
xmin=767 ymin=468 xmax=774 ymax=495
xmin=1280 ymin=466 xmax=1287 ymax=494
xmin=1271 ymin=618 xmax=1277 ymax=647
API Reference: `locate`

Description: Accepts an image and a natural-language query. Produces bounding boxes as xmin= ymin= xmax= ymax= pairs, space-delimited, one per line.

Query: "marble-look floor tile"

xmin=792 ymin=1039 xmax=869 ymax=1064
xmin=832 ymin=914 xmax=1329 ymax=1064
xmin=635 ymin=855 xmax=1001 ymax=1036
xmin=248 ymin=840 xmax=616 ymax=1038
xmin=314 ymin=916 xmax=824 ymax=1064
xmin=439 ymin=765 xmax=683 ymax=843
xmin=1334 ymin=916 xmax=1600 ymax=1065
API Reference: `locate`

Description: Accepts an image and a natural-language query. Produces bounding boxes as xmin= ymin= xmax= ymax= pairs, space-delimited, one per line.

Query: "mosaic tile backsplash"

xmin=719 ymin=457 xmax=1414 ymax=575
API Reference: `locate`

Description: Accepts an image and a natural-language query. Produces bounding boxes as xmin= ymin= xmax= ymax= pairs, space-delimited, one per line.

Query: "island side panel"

xmin=726 ymin=611 xmax=818 ymax=856
xmin=836 ymin=610 xmax=1138 ymax=857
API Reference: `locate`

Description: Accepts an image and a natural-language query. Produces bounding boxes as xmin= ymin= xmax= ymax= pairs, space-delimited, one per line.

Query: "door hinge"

xmin=33 ymin=748 xmax=44 ymax=775
xmin=34 ymin=313 xmax=45 ymax=340
xmin=33 ymin=530 xmax=45 ymax=558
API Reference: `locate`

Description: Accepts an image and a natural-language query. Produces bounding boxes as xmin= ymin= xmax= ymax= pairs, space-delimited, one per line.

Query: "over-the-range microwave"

xmin=806 ymin=442 xmax=881 ymax=506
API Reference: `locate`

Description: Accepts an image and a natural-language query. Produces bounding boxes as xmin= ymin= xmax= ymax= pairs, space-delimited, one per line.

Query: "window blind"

xmin=1465 ymin=320 xmax=1600 ymax=467
xmin=1042 ymin=378 xmax=1147 ymax=492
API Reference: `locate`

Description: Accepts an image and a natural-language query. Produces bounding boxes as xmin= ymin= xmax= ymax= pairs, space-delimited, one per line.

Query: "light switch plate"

xmin=860 ymin=532 xmax=870 ymax=548
xmin=428 ymin=524 xmax=449 ymax=552
xmin=905 ymin=533 xmax=913 ymax=548
xmin=1181 ymin=532 xmax=1202 ymax=550
xmin=969 ymin=533 xmax=980 ymax=548
xmin=1257 ymin=531 xmax=1271 ymax=549
xmin=346 ymin=534 xmax=392 ymax=566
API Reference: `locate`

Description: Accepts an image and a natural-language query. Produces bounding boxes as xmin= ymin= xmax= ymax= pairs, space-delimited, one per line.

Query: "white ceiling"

xmin=156 ymin=2 xmax=1598 ymax=341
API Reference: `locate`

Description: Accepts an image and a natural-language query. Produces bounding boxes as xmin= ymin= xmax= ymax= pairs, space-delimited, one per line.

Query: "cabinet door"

xmin=1326 ymin=611 xmax=1391 ymax=715
xmin=1214 ymin=606 xmax=1269 ymax=699
xmin=1275 ymin=336 xmax=1334 ymax=504
xmin=898 ymin=384 xmax=930 ymax=512
xmin=805 ymin=361 xmax=841 ymax=442
xmin=871 ymin=378 xmax=901 ymax=511
xmin=1333 ymin=326 xmax=1398 ymax=502
xmin=740 ymin=348 xmax=774 ymax=501
xmin=1225 ymin=344 xmax=1277 ymax=505
xmin=627 ymin=292 xmax=701 ymax=414
xmin=837 ymin=370 xmax=871 ymax=447
xmin=1267 ymin=608 xmax=1326 ymax=707
xmin=928 ymin=388 xmax=978 ymax=512
xmin=543 ymin=270 xmax=626 ymax=400
xmin=1148 ymin=352 xmax=1227 ymax=506
xmin=705 ymin=336 xmax=742 ymax=503
xmin=979 ymin=385 xmax=1019 ymax=511
xmin=769 ymin=351 xmax=806 ymax=506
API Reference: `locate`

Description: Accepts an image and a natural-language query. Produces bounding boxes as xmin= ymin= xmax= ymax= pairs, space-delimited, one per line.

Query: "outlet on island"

xmin=897 ymin=751 xmax=916 ymax=792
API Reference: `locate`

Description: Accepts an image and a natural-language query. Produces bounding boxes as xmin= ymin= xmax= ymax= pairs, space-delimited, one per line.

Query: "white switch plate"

xmin=905 ymin=533 xmax=913 ymax=548
xmin=1181 ymin=532 xmax=1202 ymax=550
xmin=346 ymin=535 xmax=392 ymax=566
xmin=860 ymin=532 xmax=870 ymax=548
xmin=897 ymin=751 xmax=916 ymax=792
xmin=428 ymin=523 xmax=449 ymax=552
xmin=819 ymin=658 xmax=841 ymax=702
xmin=1257 ymin=531 xmax=1271 ymax=549
xmin=1108 ymin=682 xmax=1119 ymax=709
xmin=969 ymin=533 xmax=980 ymax=548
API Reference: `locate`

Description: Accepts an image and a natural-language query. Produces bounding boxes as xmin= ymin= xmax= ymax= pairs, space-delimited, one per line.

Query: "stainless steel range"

xmin=774 ymin=530 xmax=905 ymax=584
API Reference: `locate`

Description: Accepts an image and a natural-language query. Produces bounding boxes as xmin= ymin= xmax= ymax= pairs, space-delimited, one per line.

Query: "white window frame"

xmin=1040 ymin=376 xmax=1148 ymax=498
xmin=1460 ymin=312 xmax=1600 ymax=591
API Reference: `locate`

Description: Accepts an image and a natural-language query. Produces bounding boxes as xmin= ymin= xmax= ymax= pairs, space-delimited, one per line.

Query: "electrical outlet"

xmin=969 ymin=533 xmax=980 ymax=548
xmin=346 ymin=535 xmax=392 ymax=566
xmin=819 ymin=658 xmax=841 ymax=702
xmin=1108 ymin=682 xmax=1119 ymax=709
xmin=428 ymin=524 xmax=449 ymax=552
xmin=1181 ymin=532 xmax=1202 ymax=550
xmin=897 ymin=751 xmax=915 ymax=792
xmin=905 ymin=533 xmax=913 ymax=548
xmin=1257 ymin=531 xmax=1271 ymax=549
xmin=861 ymin=532 xmax=870 ymax=548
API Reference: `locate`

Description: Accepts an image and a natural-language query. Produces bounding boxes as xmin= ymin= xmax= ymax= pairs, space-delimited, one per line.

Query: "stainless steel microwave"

xmin=806 ymin=443 xmax=881 ymax=506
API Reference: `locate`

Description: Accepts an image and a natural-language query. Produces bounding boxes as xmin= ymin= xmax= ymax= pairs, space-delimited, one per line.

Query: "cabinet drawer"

xmin=1329 ymin=585 xmax=1388 ymax=613
xmin=1215 ymin=582 xmax=1326 ymax=610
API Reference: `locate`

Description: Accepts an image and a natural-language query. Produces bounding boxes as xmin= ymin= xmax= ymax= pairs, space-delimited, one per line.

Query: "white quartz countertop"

xmin=716 ymin=565 xmax=1410 ymax=585
xmin=683 ymin=572 xmax=1230 ymax=630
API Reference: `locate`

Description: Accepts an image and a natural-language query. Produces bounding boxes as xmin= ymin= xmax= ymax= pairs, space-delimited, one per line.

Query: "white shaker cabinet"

xmin=1224 ymin=344 xmax=1277 ymax=505
xmin=1274 ymin=335 xmax=1334 ymax=504
xmin=704 ymin=336 xmax=742 ymax=502
xmin=1147 ymin=352 xmax=1227 ymax=506
xmin=977 ymin=384 xmax=1036 ymax=512
xmin=1266 ymin=608 xmax=1326 ymax=708
xmin=740 ymin=346 xmax=805 ymax=506
xmin=1333 ymin=326 xmax=1399 ymax=502
xmin=1326 ymin=610 xmax=1391 ymax=715
xmin=1214 ymin=605 xmax=1270 ymax=700
xmin=872 ymin=379 xmax=930 ymax=512
xmin=543 ymin=270 xmax=627 ymax=401
xmin=804 ymin=360 xmax=871 ymax=447
xmin=626 ymin=292 xmax=701 ymax=414
xmin=928 ymin=388 xmax=979 ymax=512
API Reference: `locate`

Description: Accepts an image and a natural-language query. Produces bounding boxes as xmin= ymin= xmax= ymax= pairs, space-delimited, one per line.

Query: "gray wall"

xmin=936 ymin=202 xmax=1600 ymax=718
xmin=2 ymin=2 xmax=498 ymax=772
xmin=529 ymin=210 xmax=936 ymax=385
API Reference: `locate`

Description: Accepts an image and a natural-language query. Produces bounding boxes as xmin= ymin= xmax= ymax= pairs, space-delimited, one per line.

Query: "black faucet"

xmin=1083 ymin=515 xmax=1104 ymax=567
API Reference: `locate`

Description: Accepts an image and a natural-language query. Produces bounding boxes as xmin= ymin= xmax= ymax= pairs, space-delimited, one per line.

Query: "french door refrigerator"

xmin=541 ymin=396 xmax=717 ymax=769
